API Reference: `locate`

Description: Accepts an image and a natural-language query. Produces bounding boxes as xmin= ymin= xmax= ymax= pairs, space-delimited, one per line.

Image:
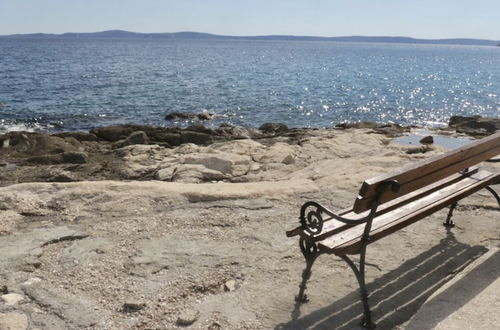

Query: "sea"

xmin=0 ymin=38 xmax=499 ymax=133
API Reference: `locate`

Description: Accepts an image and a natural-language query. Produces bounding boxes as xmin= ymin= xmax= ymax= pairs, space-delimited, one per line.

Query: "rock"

xmin=0 ymin=285 xmax=7 ymax=294
xmin=165 ymin=111 xmax=216 ymax=121
xmin=176 ymin=309 xmax=200 ymax=326
xmin=26 ymin=154 xmax=64 ymax=165
xmin=448 ymin=115 xmax=500 ymax=136
xmin=154 ymin=132 xmax=181 ymax=146
xmin=224 ymin=279 xmax=236 ymax=292
xmin=113 ymin=131 xmax=150 ymax=148
xmin=62 ymin=151 xmax=88 ymax=164
xmin=121 ymin=301 xmax=146 ymax=313
xmin=374 ymin=123 xmax=410 ymax=137
xmin=165 ymin=112 xmax=197 ymax=120
xmin=158 ymin=164 xmax=227 ymax=183
xmin=1 ymin=293 xmax=25 ymax=305
xmin=196 ymin=112 xmax=216 ymax=120
xmin=0 ymin=312 xmax=28 ymax=330
xmin=405 ymin=145 xmax=433 ymax=154
xmin=419 ymin=136 xmax=434 ymax=144
xmin=336 ymin=121 xmax=378 ymax=129
xmin=259 ymin=123 xmax=289 ymax=134
xmin=0 ymin=132 xmax=82 ymax=156
xmin=22 ymin=283 xmax=98 ymax=328
xmin=186 ymin=124 xmax=215 ymax=134
xmin=50 ymin=170 xmax=79 ymax=182
xmin=180 ymin=131 xmax=213 ymax=145
xmin=282 ymin=154 xmax=295 ymax=165
xmin=90 ymin=125 xmax=138 ymax=142
xmin=53 ymin=132 xmax=98 ymax=142
xmin=22 ymin=278 xmax=42 ymax=286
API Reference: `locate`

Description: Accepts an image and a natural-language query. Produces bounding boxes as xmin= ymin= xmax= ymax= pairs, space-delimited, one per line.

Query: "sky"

xmin=0 ymin=0 xmax=499 ymax=40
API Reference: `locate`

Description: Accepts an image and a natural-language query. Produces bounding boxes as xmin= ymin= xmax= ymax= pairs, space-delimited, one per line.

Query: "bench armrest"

xmin=486 ymin=156 xmax=500 ymax=163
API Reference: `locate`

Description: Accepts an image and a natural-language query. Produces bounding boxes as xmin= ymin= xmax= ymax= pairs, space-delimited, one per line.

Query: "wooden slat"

xmin=286 ymin=168 xmax=479 ymax=241
xmin=319 ymin=170 xmax=499 ymax=255
xmin=353 ymin=132 xmax=500 ymax=213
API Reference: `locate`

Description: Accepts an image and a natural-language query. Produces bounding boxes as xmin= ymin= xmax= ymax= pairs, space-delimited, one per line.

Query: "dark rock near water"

xmin=113 ymin=131 xmax=150 ymax=149
xmin=259 ymin=123 xmax=289 ymax=134
xmin=336 ymin=121 xmax=378 ymax=129
xmin=53 ymin=132 xmax=98 ymax=142
xmin=448 ymin=115 xmax=500 ymax=136
xmin=165 ymin=111 xmax=216 ymax=121
xmin=90 ymin=125 xmax=138 ymax=142
xmin=0 ymin=132 xmax=82 ymax=156
xmin=62 ymin=151 xmax=88 ymax=164
xmin=180 ymin=130 xmax=213 ymax=145
xmin=419 ymin=136 xmax=434 ymax=144
xmin=336 ymin=122 xmax=409 ymax=137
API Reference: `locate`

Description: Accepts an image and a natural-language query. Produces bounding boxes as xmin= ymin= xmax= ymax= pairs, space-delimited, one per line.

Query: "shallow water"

xmin=1 ymin=38 xmax=499 ymax=132
xmin=394 ymin=130 xmax=474 ymax=149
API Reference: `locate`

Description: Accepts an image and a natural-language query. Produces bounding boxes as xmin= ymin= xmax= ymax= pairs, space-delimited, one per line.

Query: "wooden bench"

xmin=286 ymin=131 xmax=500 ymax=328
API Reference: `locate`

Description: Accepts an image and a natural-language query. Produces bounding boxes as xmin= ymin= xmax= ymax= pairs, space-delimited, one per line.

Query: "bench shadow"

xmin=276 ymin=230 xmax=488 ymax=330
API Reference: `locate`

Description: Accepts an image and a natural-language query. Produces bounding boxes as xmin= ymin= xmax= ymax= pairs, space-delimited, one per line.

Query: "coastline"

xmin=0 ymin=117 xmax=499 ymax=329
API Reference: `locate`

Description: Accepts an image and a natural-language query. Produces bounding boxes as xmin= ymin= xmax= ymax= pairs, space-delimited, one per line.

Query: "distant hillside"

xmin=1 ymin=30 xmax=499 ymax=46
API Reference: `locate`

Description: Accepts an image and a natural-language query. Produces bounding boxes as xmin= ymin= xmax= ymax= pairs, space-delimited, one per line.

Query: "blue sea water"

xmin=0 ymin=38 xmax=499 ymax=133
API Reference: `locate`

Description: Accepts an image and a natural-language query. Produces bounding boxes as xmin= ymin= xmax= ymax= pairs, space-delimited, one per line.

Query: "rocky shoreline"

xmin=0 ymin=115 xmax=499 ymax=329
xmin=1 ymin=115 xmax=498 ymax=186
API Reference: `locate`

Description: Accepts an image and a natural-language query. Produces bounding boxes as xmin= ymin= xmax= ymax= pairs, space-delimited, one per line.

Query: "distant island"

xmin=1 ymin=30 xmax=499 ymax=47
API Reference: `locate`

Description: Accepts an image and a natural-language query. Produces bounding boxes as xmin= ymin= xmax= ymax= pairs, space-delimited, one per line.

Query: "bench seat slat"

xmin=354 ymin=132 xmax=500 ymax=213
xmin=319 ymin=170 xmax=499 ymax=255
xmin=286 ymin=168 xmax=480 ymax=242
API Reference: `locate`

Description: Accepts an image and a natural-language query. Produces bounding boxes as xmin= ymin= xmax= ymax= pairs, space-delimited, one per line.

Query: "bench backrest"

xmin=352 ymin=132 xmax=500 ymax=213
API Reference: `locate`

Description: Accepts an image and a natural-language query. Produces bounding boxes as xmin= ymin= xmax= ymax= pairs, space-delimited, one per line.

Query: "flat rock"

xmin=0 ymin=312 xmax=28 ymax=330
xmin=1 ymin=293 xmax=25 ymax=305
xmin=22 ymin=283 xmax=99 ymax=328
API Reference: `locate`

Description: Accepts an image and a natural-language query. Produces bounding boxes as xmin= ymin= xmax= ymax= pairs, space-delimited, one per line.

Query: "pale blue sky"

xmin=0 ymin=0 xmax=499 ymax=39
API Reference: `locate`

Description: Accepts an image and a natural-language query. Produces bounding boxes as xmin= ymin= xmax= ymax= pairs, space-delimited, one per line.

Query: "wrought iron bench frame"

xmin=287 ymin=133 xmax=500 ymax=328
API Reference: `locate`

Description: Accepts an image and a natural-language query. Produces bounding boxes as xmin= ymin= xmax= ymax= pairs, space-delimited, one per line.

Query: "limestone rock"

xmin=224 ymin=279 xmax=236 ymax=292
xmin=1 ymin=293 xmax=25 ymax=305
xmin=0 ymin=312 xmax=28 ymax=330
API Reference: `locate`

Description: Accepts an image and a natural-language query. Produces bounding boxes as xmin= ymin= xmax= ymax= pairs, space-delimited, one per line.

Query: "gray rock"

xmin=180 ymin=131 xmax=213 ymax=145
xmin=259 ymin=123 xmax=289 ymax=134
xmin=419 ymin=136 xmax=434 ymax=144
xmin=121 ymin=301 xmax=146 ymax=313
xmin=53 ymin=132 xmax=98 ymax=142
xmin=22 ymin=283 xmax=98 ymax=328
xmin=114 ymin=131 xmax=150 ymax=148
xmin=449 ymin=115 xmax=500 ymax=136
xmin=176 ymin=309 xmax=200 ymax=326
xmin=62 ymin=151 xmax=88 ymax=164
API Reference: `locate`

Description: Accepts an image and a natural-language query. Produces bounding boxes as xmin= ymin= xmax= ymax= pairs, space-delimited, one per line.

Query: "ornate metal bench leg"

xmin=295 ymin=238 xmax=320 ymax=303
xmin=485 ymin=186 xmax=500 ymax=207
xmin=341 ymin=252 xmax=376 ymax=329
xmin=443 ymin=202 xmax=457 ymax=227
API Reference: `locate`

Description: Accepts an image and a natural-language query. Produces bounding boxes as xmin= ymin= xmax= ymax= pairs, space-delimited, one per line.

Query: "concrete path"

xmin=406 ymin=247 xmax=500 ymax=330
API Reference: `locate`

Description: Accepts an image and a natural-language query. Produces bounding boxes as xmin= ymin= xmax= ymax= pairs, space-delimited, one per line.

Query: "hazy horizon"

xmin=1 ymin=0 xmax=499 ymax=40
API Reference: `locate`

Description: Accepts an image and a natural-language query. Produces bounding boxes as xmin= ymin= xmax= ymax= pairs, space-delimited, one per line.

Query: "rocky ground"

xmin=0 ymin=116 xmax=499 ymax=329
